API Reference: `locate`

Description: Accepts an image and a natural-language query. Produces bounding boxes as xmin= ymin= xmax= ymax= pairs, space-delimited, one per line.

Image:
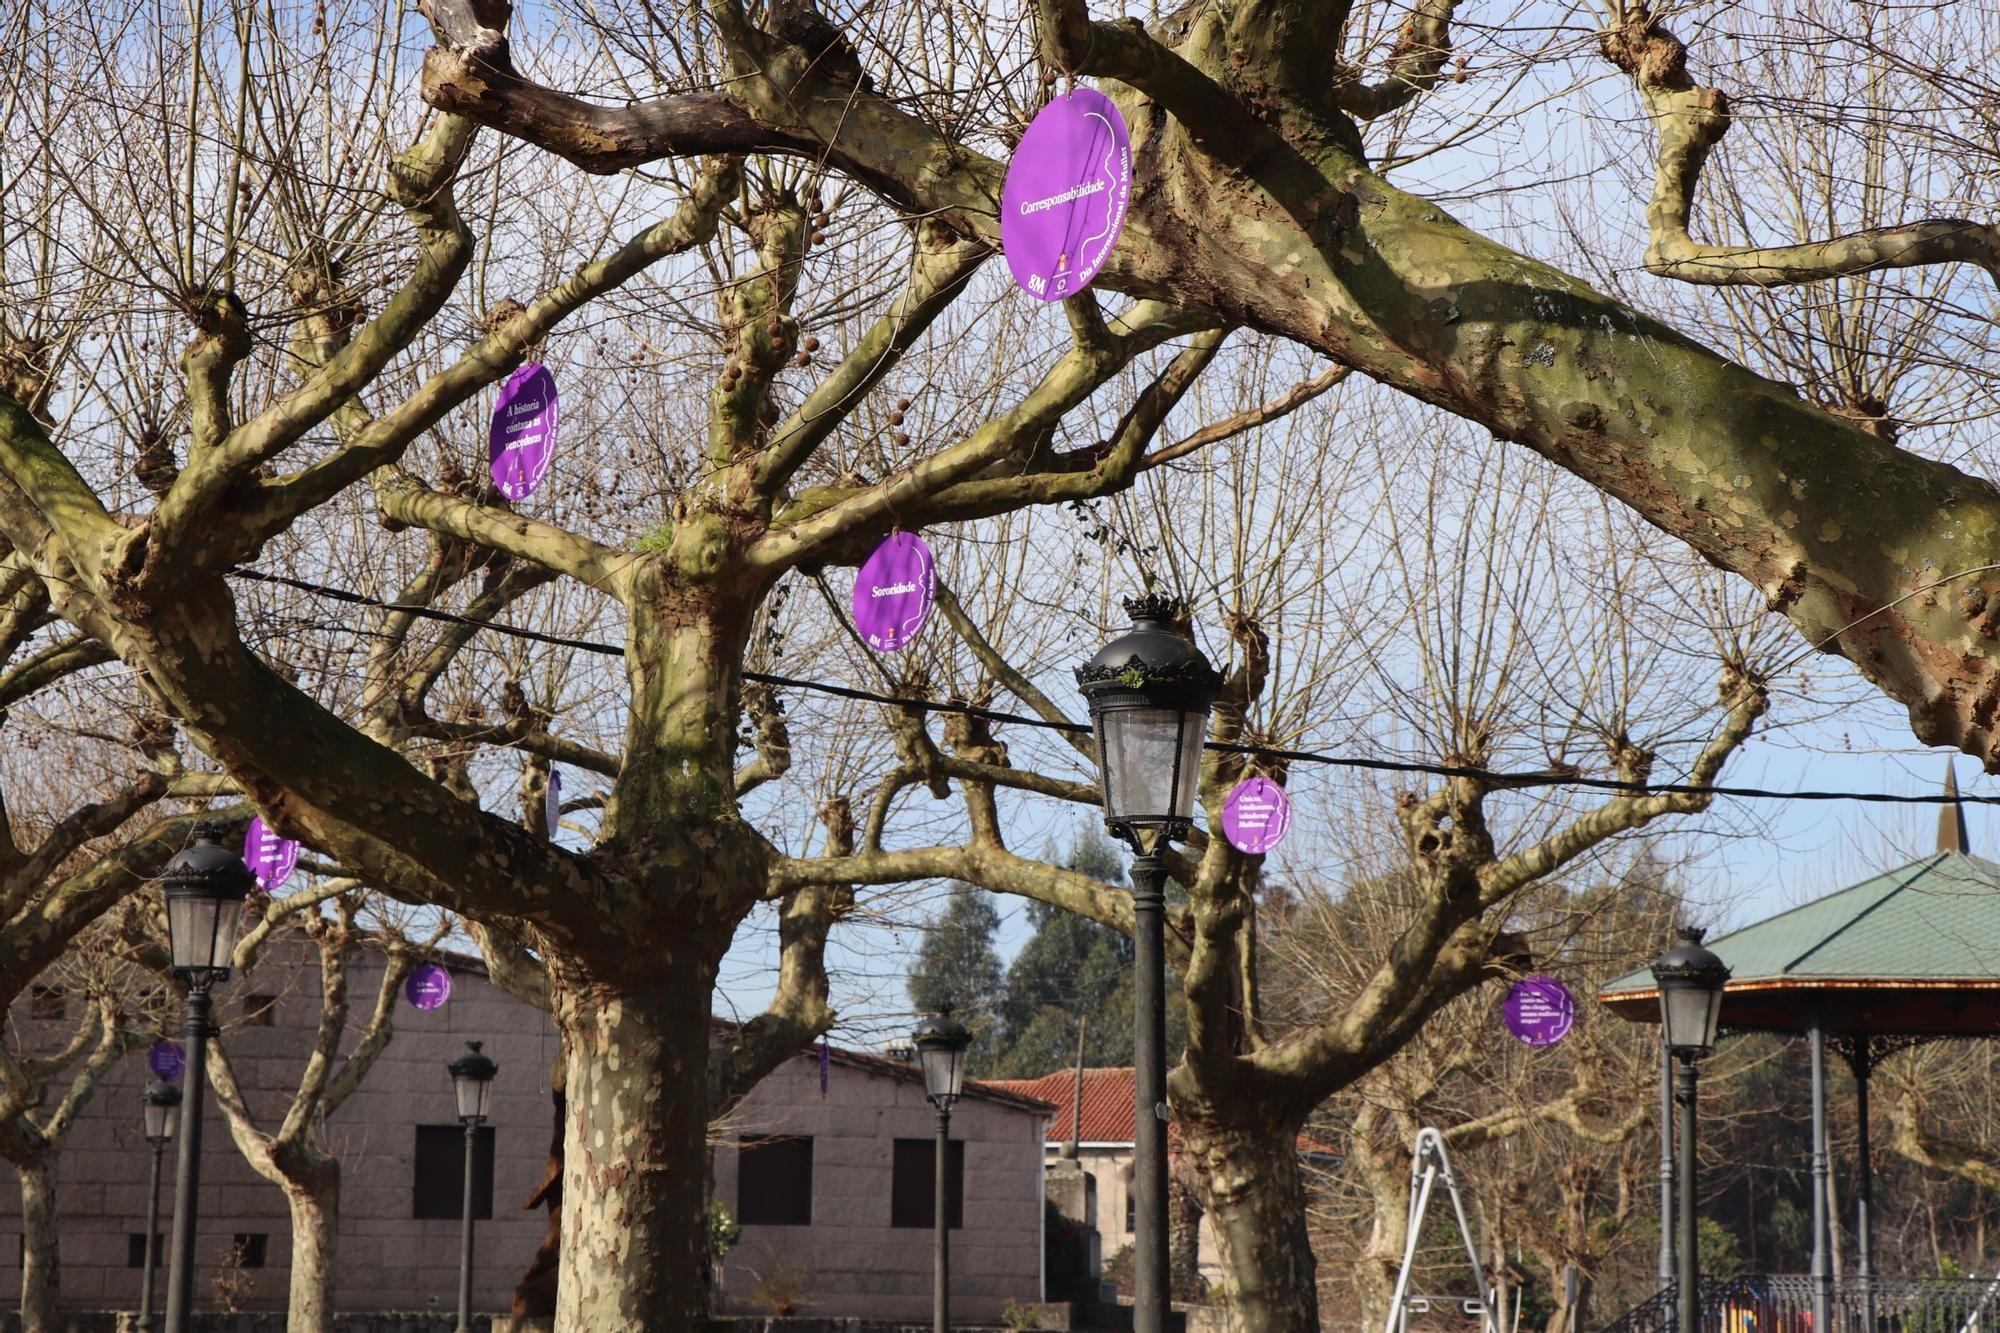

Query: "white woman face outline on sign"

xmin=488 ymin=362 xmax=560 ymax=502
xmin=852 ymin=532 xmax=937 ymax=653
xmin=1000 ymin=88 xmax=1133 ymax=301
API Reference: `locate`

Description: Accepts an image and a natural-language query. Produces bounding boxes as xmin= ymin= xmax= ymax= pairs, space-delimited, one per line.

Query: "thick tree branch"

xmin=0 ymin=634 xmax=114 ymax=711
xmin=377 ymin=483 xmax=630 ymax=591
xmin=142 ymin=115 xmax=481 ymax=587
xmin=754 ymin=226 xmax=985 ymax=497
xmin=1600 ymin=5 xmax=2000 ymax=289
xmin=1479 ymin=665 xmax=1766 ymax=905
xmin=1332 ymin=0 xmax=1460 ymax=120
xmin=773 ymin=841 xmax=1136 ymax=939
xmin=755 ymin=305 xmax=1211 ymax=571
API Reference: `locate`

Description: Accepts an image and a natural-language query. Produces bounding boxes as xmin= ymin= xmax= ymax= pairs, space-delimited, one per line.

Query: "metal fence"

xmin=1598 ymin=1276 xmax=2000 ymax=1333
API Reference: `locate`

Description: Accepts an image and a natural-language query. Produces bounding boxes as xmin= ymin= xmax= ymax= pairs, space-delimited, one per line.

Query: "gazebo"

xmin=1598 ymin=781 xmax=2000 ymax=1333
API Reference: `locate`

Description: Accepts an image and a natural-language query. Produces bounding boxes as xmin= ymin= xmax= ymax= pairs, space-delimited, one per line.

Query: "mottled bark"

xmin=16 ymin=1155 xmax=56 ymax=1333
xmin=1180 ymin=1117 xmax=1317 ymax=1333
xmin=551 ymin=960 xmax=718 ymax=1330
xmin=283 ymin=1179 xmax=339 ymax=1333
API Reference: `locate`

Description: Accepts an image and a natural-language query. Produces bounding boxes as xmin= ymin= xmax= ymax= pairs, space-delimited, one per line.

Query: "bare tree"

xmin=192 ymin=886 xmax=433 ymax=1333
xmin=0 ymin=911 xmax=172 ymax=1333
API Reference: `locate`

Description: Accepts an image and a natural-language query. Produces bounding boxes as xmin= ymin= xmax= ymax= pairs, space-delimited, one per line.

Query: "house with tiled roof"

xmin=985 ymin=1067 xmax=1340 ymax=1293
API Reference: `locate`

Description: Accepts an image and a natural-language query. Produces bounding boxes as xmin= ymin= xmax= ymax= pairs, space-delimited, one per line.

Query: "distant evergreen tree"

xmin=907 ymin=882 xmax=1005 ymax=1068
xmin=901 ymin=827 xmax=1189 ymax=1079
xmin=984 ymin=826 xmax=1186 ymax=1079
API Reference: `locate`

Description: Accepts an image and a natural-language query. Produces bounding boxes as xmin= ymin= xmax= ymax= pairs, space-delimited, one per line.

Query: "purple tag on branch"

xmin=544 ymin=768 xmax=563 ymax=839
xmin=1000 ymin=88 xmax=1132 ymax=301
xmin=488 ymin=362 xmax=560 ymax=502
xmin=852 ymin=533 xmax=936 ymax=653
xmin=243 ymin=816 xmax=299 ymax=892
xmin=1503 ymin=976 xmax=1576 ymax=1047
xmin=405 ymin=964 xmax=453 ymax=1012
xmin=1222 ymin=777 xmax=1292 ymax=855
xmin=149 ymin=1040 xmax=185 ymax=1082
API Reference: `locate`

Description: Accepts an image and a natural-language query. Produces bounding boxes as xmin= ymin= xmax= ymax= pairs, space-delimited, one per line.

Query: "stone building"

xmin=0 ymin=925 xmax=1059 ymax=1323
xmin=0 ymin=929 xmax=560 ymax=1317
xmin=713 ymin=1044 xmax=1055 ymax=1322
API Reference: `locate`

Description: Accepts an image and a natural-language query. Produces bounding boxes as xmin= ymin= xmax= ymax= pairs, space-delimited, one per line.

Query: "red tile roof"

xmin=987 ymin=1067 xmax=1147 ymax=1144
xmin=986 ymin=1066 xmax=1339 ymax=1157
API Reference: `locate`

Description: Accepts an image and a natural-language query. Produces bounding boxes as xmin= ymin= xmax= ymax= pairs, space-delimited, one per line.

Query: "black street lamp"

xmin=137 ymin=1079 xmax=180 ymax=1332
xmin=160 ymin=824 xmax=252 ymax=1333
xmin=448 ymin=1041 xmax=497 ymax=1333
xmin=1651 ymin=926 xmax=1730 ymax=1333
xmin=913 ymin=1009 xmax=973 ymax=1333
xmin=1076 ymin=593 xmax=1219 ymax=1333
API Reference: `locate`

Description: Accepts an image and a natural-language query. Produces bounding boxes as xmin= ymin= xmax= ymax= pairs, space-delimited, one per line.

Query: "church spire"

xmin=1939 ymin=761 xmax=1971 ymax=855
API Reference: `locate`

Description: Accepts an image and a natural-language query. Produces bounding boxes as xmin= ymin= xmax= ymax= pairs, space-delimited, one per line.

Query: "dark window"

xmin=240 ymin=994 xmax=276 ymax=1027
xmin=28 ymin=986 xmax=62 ymax=1020
xmin=413 ymin=1125 xmax=494 ymax=1220
xmin=737 ymin=1135 xmax=812 ymax=1226
xmin=126 ymin=1233 xmax=165 ymax=1268
xmin=231 ymin=1234 xmax=268 ymax=1269
xmin=1124 ymin=1169 xmax=1135 ymax=1234
xmin=891 ymin=1138 xmax=964 ymax=1229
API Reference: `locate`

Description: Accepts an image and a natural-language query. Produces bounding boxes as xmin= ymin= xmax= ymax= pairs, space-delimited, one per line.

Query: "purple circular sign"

xmin=853 ymin=533 xmax=936 ymax=653
xmin=544 ymin=768 xmax=563 ymax=839
xmin=1222 ymin=777 xmax=1292 ymax=855
xmin=243 ymin=816 xmax=299 ymax=892
xmin=149 ymin=1040 xmax=185 ymax=1082
xmin=489 ymin=362 xmax=560 ymax=502
xmin=1001 ymin=89 xmax=1132 ymax=301
xmin=1503 ymin=976 xmax=1576 ymax=1047
xmin=405 ymin=964 xmax=453 ymax=1012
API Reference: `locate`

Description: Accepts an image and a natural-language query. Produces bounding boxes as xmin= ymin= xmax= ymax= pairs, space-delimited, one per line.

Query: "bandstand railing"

xmin=1597 ymin=1276 xmax=2000 ymax=1333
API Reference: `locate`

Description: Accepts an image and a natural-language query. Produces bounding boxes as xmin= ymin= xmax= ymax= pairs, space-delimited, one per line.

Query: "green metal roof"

xmin=1604 ymin=852 xmax=2000 ymax=995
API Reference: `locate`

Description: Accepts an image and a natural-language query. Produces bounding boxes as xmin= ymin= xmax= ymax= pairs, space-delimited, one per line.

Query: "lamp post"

xmin=1076 ymin=594 xmax=1219 ymax=1333
xmin=160 ymin=824 xmax=252 ymax=1333
xmin=913 ymin=1009 xmax=973 ymax=1333
xmin=448 ymin=1041 xmax=497 ymax=1333
xmin=138 ymin=1079 xmax=180 ymax=1332
xmin=1651 ymin=926 xmax=1730 ymax=1333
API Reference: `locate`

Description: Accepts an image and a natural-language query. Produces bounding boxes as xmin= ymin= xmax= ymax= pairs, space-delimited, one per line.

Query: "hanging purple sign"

xmin=1222 ymin=777 xmax=1292 ymax=855
xmin=852 ymin=532 xmax=936 ymax=653
xmin=149 ymin=1040 xmax=185 ymax=1082
xmin=405 ymin=964 xmax=453 ymax=1012
xmin=488 ymin=362 xmax=560 ymax=502
xmin=544 ymin=768 xmax=563 ymax=838
xmin=1000 ymin=88 xmax=1132 ymax=301
xmin=1503 ymin=976 xmax=1576 ymax=1047
xmin=243 ymin=816 xmax=299 ymax=892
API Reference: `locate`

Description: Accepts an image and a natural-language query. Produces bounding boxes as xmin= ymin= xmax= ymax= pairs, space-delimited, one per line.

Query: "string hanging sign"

xmin=853 ymin=532 xmax=936 ymax=653
xmin=1222 ymin=776 xmax=1292 ymax=855
xmin=1503 ymin=976 xmax=1576 ymax=1047
xmin=149 ymin=1041 xmax=185 ymax=1082
xmin=1001 ymin=88 xmax=1132 ymax=301
xmin=243 ymin=816 xmax=299 ymax=892
xmin=489 ymin=363 xmax=560 ymax=501
xmin=405 ymin=963 xmax=454 ymax=1012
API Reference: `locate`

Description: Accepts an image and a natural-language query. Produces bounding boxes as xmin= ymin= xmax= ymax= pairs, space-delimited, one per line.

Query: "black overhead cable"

xmin=227 ymin=566 xmax=2000 ymax=808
